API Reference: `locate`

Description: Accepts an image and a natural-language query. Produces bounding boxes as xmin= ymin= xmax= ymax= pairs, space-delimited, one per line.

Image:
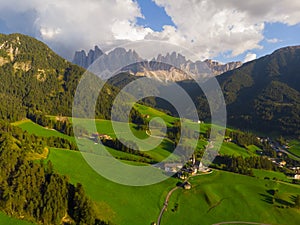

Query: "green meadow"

xmin=289 ymin=140 xmax=300 ymax=158
xmin=11 ymin=106 xmax=300 ymax=225
xmin=219 ymin=142 xmax=252 ymax=157
xmin=47 ymin=149 xmax=300 ymax=225
xmin=253 ymin=169 xmax=292 ymax=183
xmin=13 ymin=119 xmax=74 ymax=142
xmin=162 ymin=170 xmax=300 ymax=225
xmin=47 ymin=148 xmax=177 ymax=225
xmin=0 ymin=212 xmax=34 ymax=225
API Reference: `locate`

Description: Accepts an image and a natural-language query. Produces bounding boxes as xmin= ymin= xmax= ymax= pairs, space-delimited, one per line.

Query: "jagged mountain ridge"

xmin=72 ymin=46 xmax=242 ymax=81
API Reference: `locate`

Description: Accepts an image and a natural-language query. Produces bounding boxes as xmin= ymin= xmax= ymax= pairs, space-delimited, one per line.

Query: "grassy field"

xmin=47 ymin=149 xmax=300 ymax=225
xmin=14 ymin=119 xmax=176 ymax=163
xmin=288 ymin=140 xmax=300 ymax=158
xmin=9 ymin=116 xmax=300 ymax=225
xmin=162 ymin=170 xmax=300 ymax=225
xmin=134 ymin=103 xmax=178 ymax=126
xmin=0 ymin=212 xmax=34 ymax=225
xmin=219 ymin=142 xmax=252 ymax=157
xmin=253 ymin=169 xmax=292 ymax=183
xmin=47 ymin=148 xmax=177 ymax=225
xmin=14 ymin=120 xmax=74 ymax=142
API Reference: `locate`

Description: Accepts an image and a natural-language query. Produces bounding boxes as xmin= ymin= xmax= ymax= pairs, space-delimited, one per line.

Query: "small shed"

xmin=183 ymin=182 xmax=191 ymax=190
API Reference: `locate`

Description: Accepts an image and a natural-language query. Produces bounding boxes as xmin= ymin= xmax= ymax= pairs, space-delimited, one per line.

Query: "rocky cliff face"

xmin=72 ymin=46 xmax=242 ymax=81
xmin=204 ymin=59 xmax=243 ymax=76
xmin=73 ymin=46 xmax=103 ymax=68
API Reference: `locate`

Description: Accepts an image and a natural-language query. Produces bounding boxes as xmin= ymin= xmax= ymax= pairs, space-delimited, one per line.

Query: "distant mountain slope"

xmin=72 ymin=46 xmax=242 ymax=81
xmin=106 ymin=45 xmax=300 ymax=136
xmin=216 ymin=46 xmax=300 ymax=135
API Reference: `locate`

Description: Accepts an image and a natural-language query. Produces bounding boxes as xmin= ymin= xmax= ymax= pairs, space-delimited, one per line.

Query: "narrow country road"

xmin=278 ymin=148 xmax=300 ymax=161
xmin=156 ymin=186 xmax=180 ymax=225
xmin=156 ymin=170 xmax=213 ymax=225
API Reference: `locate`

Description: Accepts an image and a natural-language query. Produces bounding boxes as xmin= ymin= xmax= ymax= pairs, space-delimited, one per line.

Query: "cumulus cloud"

xmin=0 ymin=0 xmax=153 ymax=59
xmin=244 ymin=53 xmax=257 ymax=63
xmin=0 ymin=0 xmax=300 ymax=61
xmin=153 ymin=0 xmax=300 ymax=59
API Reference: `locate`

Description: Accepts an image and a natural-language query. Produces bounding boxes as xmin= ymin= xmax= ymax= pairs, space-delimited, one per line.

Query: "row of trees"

xmin=0 ymin=120 xmax=77 ymax=152
xmin=213 ymin=155 xmax=276 ymax=176
xmin=101 ymin=138 xmax=152 ymax=162
xmin=28 ymin=112 xmax=74 ymax=136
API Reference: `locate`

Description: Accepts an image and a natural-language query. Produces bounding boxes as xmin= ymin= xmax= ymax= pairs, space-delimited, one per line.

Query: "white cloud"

xmin=244 ymin=53 xmax=257 ymax=63
xmin=152 ymin=0 xmax=300 ymax=59
xmin=266 ymin=38 xmax=281 ymax=43
xmin=0 ymin=0 xmax=300 ymax=61
xmin=0 ymin=0 xmax=153 ymax=59
xmin=40 ymin=27 xmax=61 ymax=39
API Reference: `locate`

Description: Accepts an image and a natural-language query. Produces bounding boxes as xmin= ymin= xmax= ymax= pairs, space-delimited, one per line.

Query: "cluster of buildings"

xmin=163 ymin=154 xmax=211 ymax=180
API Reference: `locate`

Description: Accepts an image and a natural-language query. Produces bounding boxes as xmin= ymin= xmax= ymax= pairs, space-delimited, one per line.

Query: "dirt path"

xmin=156 ymin=170 xmax=213 ymax=225
xmin=156 ymin=186 xmax=180 ymax=225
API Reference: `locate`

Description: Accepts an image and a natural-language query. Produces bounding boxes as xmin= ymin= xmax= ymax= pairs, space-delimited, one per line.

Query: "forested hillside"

xmin=0 ymin=33 xmax=126 ymax=121
xmin=216 ymin=46 xmax=300 ymax=135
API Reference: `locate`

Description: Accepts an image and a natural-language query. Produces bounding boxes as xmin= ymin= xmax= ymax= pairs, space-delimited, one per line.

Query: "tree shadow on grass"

xmin=259 ymin=193 xmax=274 ymax=204
xmin=260 ymin=190 xmax=293 ymax=207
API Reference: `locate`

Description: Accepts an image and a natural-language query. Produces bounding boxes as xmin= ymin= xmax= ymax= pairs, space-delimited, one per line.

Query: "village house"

xmin=223 ymin=137 xmax=232 ymax=143
xmin=164 ymin=163 xmax=183 ymax=173
xmin=294 ymin=174 xmax=300 ymax=180
xmin=183 ymin=181 xmax=192 ymax=190
xmin=91 ymin=132 xmax=112 ymax=141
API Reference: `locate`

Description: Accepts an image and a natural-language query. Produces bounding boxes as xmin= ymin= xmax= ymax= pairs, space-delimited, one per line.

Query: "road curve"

xmin=156 ymin=171 xmax=213 ymax=225
xmin=156 ymin=186 xmax=179 ymax=225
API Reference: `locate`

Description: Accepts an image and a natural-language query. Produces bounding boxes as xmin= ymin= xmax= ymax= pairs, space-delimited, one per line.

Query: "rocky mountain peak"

xmin=72 ymin=46 xmax=243 ymax=81
xmin=204 ymin=59 xmax=242 ymax=76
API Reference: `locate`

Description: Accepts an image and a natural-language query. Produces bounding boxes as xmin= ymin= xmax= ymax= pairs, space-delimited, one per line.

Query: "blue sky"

xmin=0 ymin=0 xmax=299 ymax=63
xmin=215 ymin=22 xmax=300 ymax=62
xmin=135 ymin=0 xmax=300 ymax=63
xmin=136 ymin=0 xmax=175 ymax=31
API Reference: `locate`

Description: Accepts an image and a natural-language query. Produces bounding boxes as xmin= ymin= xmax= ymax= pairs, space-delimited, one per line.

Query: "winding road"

xmin=156 ymin=186 xmax=180 ymax=225
xmin=156 ymin=170 xmax=213 ymax=225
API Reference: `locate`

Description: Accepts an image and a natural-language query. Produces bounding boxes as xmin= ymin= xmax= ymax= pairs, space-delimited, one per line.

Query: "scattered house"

xmin=91 ymin=132 xmax=112 ymax=141
xmin=258 ymin=137 xmax=269 ymax=143
xmin=144 ymin=114 xmax=150 ymax=119
xmin=178 ymin=172 xmax=189 ymax=180
xmin=164 ymin=163 xmax=183 ymax=173
xmin=192 ymin=167 xmax=198 ymax=175
xmin=183 ymin=182 xmax=191 ymax=190
xmin=190 ymin=154 xmax=196 ymax=165
xmin=223 ymin=137 xmax=232 ymax=143
xmin=279 ymin=161 xmax=287 ymax=167
xmin=100 ymin=134 xmax=112 ymax=140
xmin=194 ymin=160 xmax=203 ymax=170
xmin=55 ymin=116 xmax=68 ymax=122
xmin=294 ymin=174 xmax=300 ymax=180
